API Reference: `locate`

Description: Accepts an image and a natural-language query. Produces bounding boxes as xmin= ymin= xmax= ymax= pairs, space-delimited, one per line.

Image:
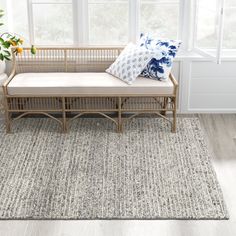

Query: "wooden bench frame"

xmin=2 ymin=47 xmax=178 ymax=133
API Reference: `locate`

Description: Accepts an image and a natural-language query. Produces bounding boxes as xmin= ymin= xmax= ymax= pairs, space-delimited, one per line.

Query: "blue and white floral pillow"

xmin=139 ymin=33 xmax=182 ymax=81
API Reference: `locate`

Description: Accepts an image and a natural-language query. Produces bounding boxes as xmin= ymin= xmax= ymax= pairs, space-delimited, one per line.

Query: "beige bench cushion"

xmin=7 ymin=73 xmax=174 ymax=96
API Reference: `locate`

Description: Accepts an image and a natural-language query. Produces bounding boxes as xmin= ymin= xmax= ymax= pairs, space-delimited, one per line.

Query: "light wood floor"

xmin=0 ymin=114 xmax=235 ymax=236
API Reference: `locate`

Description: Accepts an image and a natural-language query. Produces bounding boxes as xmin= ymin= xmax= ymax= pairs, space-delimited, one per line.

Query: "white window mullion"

xmin=27 ymin=0 xmax=35 ymax=45
xmin=216 ymin=0 xmax=225 ymax=64
xmin=83 ymin=0 xmax=89 ymax=45
xmin=179 ymin=0 xmax=195 ymax=51
xmin=192 ymin=0 xmax=199 ymax=50
xmin=129 ymin=0 xmax=140 ymax=43
xmin=178 ymin=0 xmax=184 ymax=41
xmin=72 ymin=0 xmax=79 ymax=46
xmin=77 ymin=0 xmax=88 ymax=46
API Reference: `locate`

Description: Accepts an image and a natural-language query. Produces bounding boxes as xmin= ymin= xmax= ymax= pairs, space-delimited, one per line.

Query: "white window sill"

xmin=175 ymin=50 xmax=236 ymax=61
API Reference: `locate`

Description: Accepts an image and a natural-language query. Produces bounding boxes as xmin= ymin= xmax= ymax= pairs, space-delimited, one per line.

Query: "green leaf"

xmin=4 ymin=55 xmax=10 ymax=61
xmin=3 ymin=50 xmax=10 ymax=56
xmin=0 ymin=38 xmax=4 ymax=44
xmin=0 ymin=54 xmax=4 ymax=61
xmin=0 ymin=9 xmax=4 ymax=24
xmin=2 ymin=41 xmax=10 ymax=48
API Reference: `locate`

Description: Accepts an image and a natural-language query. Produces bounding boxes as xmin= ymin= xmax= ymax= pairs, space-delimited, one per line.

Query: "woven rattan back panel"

xmin=14 ymin=47 xmax=123 ymax=74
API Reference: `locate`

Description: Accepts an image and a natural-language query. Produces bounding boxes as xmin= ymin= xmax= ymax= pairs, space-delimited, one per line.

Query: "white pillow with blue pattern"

xmin=139 ymin=33 xmax=182 ymax=81
xmin=106 ymin=43 xmax=155 ymax=85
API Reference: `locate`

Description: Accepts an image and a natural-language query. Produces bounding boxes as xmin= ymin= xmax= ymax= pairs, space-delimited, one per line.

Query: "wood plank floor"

xmin=0 ymin=114 xmax=235 ymax=236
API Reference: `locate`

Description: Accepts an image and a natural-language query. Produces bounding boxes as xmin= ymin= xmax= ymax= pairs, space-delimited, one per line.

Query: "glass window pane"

xmin=33 ymin=3 xmax=73 ymax=45
xmin=140 ymin=1 xmax=179 ymax=39
xmin=88 ymin=1 xmax=128 ymax=45
xmin=225 ymin=0 xmax=236 ymax=7
xmin=196 ymin=0 xmax=219 ymax=49
xmin=8 ymin=0 xmax=29 ymax=43
xmin=0 ymin=0 xmax=8 ymax=33
xmin=223 ymin=7 xmax=236 ymax=49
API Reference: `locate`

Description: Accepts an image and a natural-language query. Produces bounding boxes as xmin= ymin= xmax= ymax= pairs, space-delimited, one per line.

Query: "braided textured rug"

xmin=0 ymin=118 xmax=228 ymax=219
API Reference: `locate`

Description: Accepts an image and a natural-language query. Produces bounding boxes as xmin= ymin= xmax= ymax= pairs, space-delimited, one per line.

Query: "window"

xmin=30 ymin=0 xmax=73 ymax=45
xmin=88 ymin=0 xmax=129 ymax=45
xmin=194 ymin=0 xmax=236 ymax=62
xmin=223 ymin=0 xmax=236 ymax=49
xmin=195 ymin=0 xmax=219 ymax=49
xmin=1 ymin=0 xmax=236 ymax=59
xmin=3 ymin=0 xmax=29 ymax=42
xmin=0 ymin=0 xmax=7 ymax=33
xmin=140 ymin=0 xmax=180 ymax=39
xmin=0 ymin=0 xmax=180 ymax=46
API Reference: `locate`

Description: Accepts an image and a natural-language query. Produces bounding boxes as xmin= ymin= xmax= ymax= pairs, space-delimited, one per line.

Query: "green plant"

xmin=0 ymin=9 xmax=36 ymax=61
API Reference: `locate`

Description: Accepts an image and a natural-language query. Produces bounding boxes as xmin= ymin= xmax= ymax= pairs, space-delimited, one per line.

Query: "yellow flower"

xmin=9 ymin=40 xmax=17 ymax=46
xmin=19 ymin=39 xmax=24 ymax=44
xmin=16 ymin=47 xmax=23 ymax=54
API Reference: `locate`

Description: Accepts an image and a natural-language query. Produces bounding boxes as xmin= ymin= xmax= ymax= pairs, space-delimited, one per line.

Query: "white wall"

xmin=172 ymin=59 xmax=236 ymax=113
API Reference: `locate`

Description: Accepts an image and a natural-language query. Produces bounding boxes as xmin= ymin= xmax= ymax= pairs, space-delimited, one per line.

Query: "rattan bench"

xmin=2 ymin=47 xmax=178 ymax=133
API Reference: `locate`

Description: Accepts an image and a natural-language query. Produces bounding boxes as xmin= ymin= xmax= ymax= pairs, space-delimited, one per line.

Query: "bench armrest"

xmin=169 ymin=73 xmax=178 ymax=95
xmin=2 ymin=72 xmax=15 ymax=96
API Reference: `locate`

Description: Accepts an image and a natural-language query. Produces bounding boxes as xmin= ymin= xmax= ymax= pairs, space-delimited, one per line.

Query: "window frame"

xmin=221 ymin=4 xmax=236 ymax=51
xmin=191 ymin=0 xmax=236 ymax=63
xmin=87 ymin=0 xmax=130 ymax=46
xmin=3 ymin=0 xmax=236 ymax=60
xmin=139 ymin=0 xmax=181 ymax=40
xmin=24 ymin=0 xmax=183 ymax=46
xmin=26 ymin=0 xmax=75 ymax=46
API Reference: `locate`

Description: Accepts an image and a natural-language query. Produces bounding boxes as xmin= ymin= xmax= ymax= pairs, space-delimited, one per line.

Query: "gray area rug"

xmin=0 ymin=118 xmax=228 ymax=219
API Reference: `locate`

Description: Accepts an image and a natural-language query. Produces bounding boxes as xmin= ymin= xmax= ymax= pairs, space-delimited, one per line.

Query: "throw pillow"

xmin=106 ymin=43 xmax=155 ymax=85
xmin=139 ymin=33 xmax=181 ymax=81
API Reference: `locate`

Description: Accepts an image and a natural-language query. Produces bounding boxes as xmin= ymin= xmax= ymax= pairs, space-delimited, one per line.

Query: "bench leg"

xmin=117 ymin=114 xmax=123 ymax=133
xmin=62 ymin=115 xmax=67 ymax=133
xmin=171 ymin=97 xmax=177 ymax=133
xmin=62 ymin=121 xmax=67 ymax=133
xmin=172 ymin=111 xmax=176 ymax=133
xmin=161 ymin=97 xmax=167 ymax=116
xmin=62 ymin=97 xmax=67 ymax=133
xmin=3 ymin=96 xmax=12 ymax=133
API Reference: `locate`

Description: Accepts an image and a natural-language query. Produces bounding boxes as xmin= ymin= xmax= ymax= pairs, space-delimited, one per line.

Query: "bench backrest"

xmin=12 ymin=47 xmax=123 ymax=74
